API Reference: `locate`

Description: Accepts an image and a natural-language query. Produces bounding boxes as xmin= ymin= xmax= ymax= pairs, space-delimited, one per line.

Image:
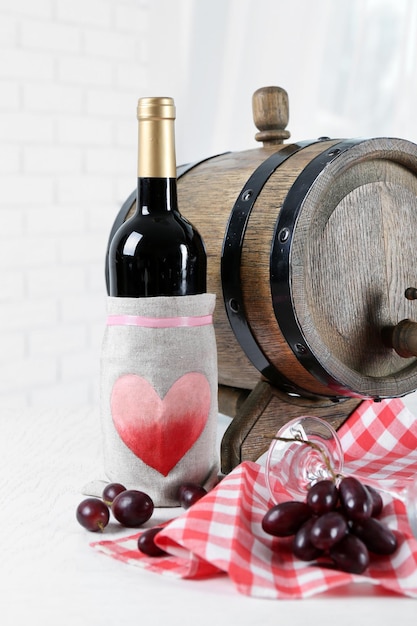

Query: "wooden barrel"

xmin=107 ymin=87 xmax=417 ymax=401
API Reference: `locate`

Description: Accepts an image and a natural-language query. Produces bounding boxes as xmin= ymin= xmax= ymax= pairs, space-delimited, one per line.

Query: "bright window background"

xmin=1 ymin=0 xmax=417 ymax=412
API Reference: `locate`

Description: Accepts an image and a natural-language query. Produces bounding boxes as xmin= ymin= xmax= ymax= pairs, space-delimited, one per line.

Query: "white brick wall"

xmin=0 ymin=0 xmax=149 ymax=408
xmin=3 ymin=0 xmax=417 ymax=418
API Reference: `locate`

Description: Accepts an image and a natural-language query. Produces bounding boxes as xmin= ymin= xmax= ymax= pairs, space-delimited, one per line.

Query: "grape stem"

xmin=271 ymin=435 xmax=340 ymax=483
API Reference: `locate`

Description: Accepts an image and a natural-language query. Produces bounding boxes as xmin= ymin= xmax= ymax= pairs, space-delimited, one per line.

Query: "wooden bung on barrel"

xmin=107 ymin=86 xmax=417 ymax=472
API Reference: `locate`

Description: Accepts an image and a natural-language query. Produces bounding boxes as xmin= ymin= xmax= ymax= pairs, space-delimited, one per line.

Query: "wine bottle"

xmin=108 ymin=97 xmax=206 ymax=297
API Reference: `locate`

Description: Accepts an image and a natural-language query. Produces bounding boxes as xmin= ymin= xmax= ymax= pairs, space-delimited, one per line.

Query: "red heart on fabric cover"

xmin=110 ymin=373 xmax=211 ymax=476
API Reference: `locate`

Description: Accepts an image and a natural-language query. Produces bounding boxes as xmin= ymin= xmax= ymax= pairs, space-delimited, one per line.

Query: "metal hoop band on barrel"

xmin=221 ymin=140 xmax=321 ymax=397
xmin=269 ymin=139 xmax=364 ymax=396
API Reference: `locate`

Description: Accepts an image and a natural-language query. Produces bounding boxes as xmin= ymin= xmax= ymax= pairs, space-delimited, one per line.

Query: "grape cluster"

xmin=262 ymin=476 xmax=398 ymax=574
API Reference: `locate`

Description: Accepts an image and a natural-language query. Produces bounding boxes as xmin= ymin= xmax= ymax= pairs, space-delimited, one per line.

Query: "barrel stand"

xmin=219 ymin=380 xmax=362 ymax=474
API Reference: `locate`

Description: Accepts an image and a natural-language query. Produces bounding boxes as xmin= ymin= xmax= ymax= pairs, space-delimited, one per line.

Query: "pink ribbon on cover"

xmin=107 ymin=314 xmax=213 ymax=328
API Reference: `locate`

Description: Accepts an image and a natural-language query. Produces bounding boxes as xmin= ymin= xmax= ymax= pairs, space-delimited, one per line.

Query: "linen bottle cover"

xmin=100 ymin=293 xmax=218 ymax=506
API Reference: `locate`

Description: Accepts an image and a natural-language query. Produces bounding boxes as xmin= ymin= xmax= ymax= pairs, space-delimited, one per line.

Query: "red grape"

xmin=102 ymin=482 xmax=126 ymax=506
xmin=307 ymin=480 xmax=338 ymax=515
xmin=112 ymin=489 xmax=154 ymax=527
xmin=137 ymin=527 xmax=168 ymax=557
xmin=350 ymin=517 xmax=398 ymax=555
xmin=329 ymin=533 xmax=370 ymax=574
xmin=178 ymin=482 xmax=207 ymax=509
xmin=262 ymin=501 xmax=312 ymax=537
xmin=76 ymin=497 xmax=110 ymax=532
xmin=339 ymin=476 xmax=372 ymax=521
xmin=293 ymin=517 xmax=323 ymax=561
xmin=364 ymin=484 xmax=383 ymax=517
xmin=310 ymin=511 xmax=348 ymax=550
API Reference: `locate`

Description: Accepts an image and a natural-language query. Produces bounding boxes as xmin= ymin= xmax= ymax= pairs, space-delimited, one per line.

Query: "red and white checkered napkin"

xmin=91 ymin=398 xmax=417 ymax=599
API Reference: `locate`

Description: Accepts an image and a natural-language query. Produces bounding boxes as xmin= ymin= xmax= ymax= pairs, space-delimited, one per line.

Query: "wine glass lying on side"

xmin=265 ymin=415 xmax=417 ymax=540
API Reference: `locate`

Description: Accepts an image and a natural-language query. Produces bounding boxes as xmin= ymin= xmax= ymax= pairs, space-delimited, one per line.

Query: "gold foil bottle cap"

xmin=137 ymin=96 xmax=177 ymax=178
xmin=137 ymin=97 xmax=176 ymax=120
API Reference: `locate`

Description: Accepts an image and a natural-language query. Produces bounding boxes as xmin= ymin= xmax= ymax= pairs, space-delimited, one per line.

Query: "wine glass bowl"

xmin=265 ymin=416 xmax=344 ymax=503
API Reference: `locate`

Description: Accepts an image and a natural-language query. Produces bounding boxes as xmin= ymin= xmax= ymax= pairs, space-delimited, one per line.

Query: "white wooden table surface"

xmin=2 ymin=401 xmax=417 ymax=626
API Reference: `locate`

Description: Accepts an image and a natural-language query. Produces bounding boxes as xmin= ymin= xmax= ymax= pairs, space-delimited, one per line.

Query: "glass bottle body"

xmin=108 ymin=177 xmax=206 ymax=297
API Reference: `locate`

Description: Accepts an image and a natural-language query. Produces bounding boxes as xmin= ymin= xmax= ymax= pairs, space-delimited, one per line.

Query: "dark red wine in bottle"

xmin=108 ymin=97 xmax=206 ymax=297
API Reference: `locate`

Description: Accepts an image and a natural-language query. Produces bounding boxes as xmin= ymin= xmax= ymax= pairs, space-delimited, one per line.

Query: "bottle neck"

xmin=136 ymin=177 xmax=178 ymax=215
